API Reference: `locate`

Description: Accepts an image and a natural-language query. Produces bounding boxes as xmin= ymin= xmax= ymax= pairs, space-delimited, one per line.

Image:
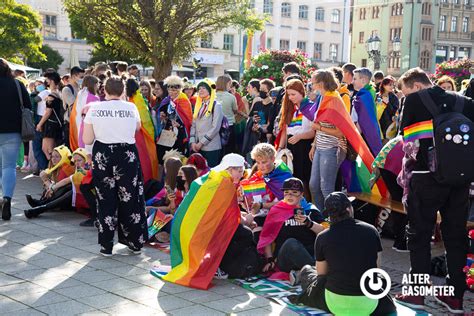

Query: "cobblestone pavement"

xmin=1 ymin=174 xmax=473 ymax=315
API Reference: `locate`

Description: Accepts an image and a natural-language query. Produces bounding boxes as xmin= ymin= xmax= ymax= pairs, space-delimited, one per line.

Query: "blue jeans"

xmin=0 ymin=133 xmax=22 ymax=198
xmin=33 ymin=129 xmax=48 ymax=171
xmin=309 ymin=147 xmax=344 ymax=210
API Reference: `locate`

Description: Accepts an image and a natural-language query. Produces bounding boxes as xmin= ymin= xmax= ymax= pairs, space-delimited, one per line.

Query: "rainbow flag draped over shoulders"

xmin=314 ymin=91 xmax=387 ymax=197
xmin=262 ymin=161 xmax=292 ymax=200
xmin=129 ymin=91 xmax=158 ymax=181
xmin=403 ymin=120 xmax=433 ymax=142
xmin=69 ymin=89 xmax=99 ymax=151
xmin=161 ymin=170 xmax=240 ymax=290
xmin=171 ymin=92 xmax=193 ymax=140
xmin=353 ymin=85 xmax=383 ymax=156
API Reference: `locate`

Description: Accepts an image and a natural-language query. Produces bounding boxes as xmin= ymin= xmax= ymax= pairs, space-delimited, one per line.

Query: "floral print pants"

xmin=92 ymin=141 xmax=148 ymax=249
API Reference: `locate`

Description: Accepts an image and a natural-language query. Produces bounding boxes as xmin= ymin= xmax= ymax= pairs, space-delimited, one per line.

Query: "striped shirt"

xmin=315 ymin=122 xmax=347 ymax=151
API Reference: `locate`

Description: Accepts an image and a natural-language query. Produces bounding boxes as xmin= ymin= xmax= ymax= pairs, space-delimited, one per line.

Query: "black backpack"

xmin=419 ymin=89 xmax=474 ymax=186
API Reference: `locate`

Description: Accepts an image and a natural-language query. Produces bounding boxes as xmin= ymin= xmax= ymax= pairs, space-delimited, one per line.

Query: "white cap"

xmin=213 ymin=153 xmax=245 ymax=172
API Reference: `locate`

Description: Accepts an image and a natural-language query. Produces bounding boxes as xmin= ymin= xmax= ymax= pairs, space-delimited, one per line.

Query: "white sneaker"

xmin=214 ymin=267 xmax=228 ymax=279
xmin=289 ymin=270 xmax=301 ymax=286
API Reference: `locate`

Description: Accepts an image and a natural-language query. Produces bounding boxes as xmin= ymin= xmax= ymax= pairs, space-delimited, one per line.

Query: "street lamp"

xmin=366 ymin=34 xmax=382 ymax=70
xmin=392 ymin=36 xmax=401 ymax=56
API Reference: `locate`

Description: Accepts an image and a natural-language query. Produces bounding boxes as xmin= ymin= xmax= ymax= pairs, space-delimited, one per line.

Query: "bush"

xmin=241 ymin=49 xmax=317 ymax=89
xmin=434 ymin=59 xmax=473 ymax=91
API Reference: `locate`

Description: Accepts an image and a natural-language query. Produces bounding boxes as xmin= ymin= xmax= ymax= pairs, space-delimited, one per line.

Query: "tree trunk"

xmin=152 ymin=58 xmax=173 ymax=81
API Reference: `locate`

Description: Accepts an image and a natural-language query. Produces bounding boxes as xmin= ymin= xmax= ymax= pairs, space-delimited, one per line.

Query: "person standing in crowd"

xmin=351 ymin=67 xmax=383 ymax=155
xmin=32 ymin=78 xmax=50 ymax=172
xmin=182 ymin=82 xmax=197 ymax=108
xmin=139 ymin=80 xmax=155 ymax=107
xmin=37 ymin=71 xmax=63 ymax=161
xmin=297 ymin=192 xmax=396 ymax=315
xmin=308 ymin=70 xmax=347 ymax=209
xmin=0 ymin=58 xmax=32 ymax=220
xmin=215 ymin=75 xmax=238 ymax=154
xmin=278 ymin=79 xmax=315 ymax=200
xmin=128 ymin=64 xmax=140 ymax=80
xmin=330 ymin=67 xmax=351 ymax=113
xmin=394 ymin=68 xmax=474 ymax=313
xmin=116 ymin=61 xmax=128 ymax=78
xmin=83 ymin=76 xmax=147 ymax=256
xmin=373 ymin=70 xmax=385 ymax=92
xmin=436 ymin=75 xmax=457 ymax=92
xmin=190 ymin=78 xmax=224 ymax=168
xmin=376 ymin=76 xmax=399 ymax=140
xmin=230 ymin=80 xmax=248 ymax=153
xmin=341 ymin=63 xmax=357 ymax=99
xmin=62 ymin=66 xmax=85 ymax=147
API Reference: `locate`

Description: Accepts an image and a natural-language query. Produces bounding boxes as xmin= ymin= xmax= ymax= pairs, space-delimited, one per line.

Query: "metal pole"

xmin=238 ymin=28 xmax=242 ymax=76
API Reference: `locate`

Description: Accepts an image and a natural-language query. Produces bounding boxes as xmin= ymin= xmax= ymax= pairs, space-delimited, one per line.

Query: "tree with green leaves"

xmin=29 ymin=45 xmax=64 ymax=71
xmin=64 ymin=0 xmax=265 ymax=80
xmin=0 ymin=0 xmax=45 ymax=64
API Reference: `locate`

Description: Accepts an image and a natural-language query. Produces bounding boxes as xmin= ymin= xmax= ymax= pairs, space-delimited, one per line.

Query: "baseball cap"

xmin=323 ymin=191 xmax=355 ymax=217
xmin=281 ymin=177 xmax=304 ymax=192
xmin=213 ymin=153 xmax=245 ymax=172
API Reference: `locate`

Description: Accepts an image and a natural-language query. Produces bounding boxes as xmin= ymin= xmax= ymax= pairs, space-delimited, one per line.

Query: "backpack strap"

xmin=14 ymin=79 xmax=25 ymax=111
xmin=418 ymin=89 xmax=440 ymax=118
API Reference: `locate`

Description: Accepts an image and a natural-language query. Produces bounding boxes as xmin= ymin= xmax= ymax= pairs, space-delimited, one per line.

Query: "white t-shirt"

xmin=37 ymin=90 xmax=50 ymax=116
xmin=84 ymin=100 xmax=141 ymax=144
xmin=286 ymin=109 xmax=312 ymax=136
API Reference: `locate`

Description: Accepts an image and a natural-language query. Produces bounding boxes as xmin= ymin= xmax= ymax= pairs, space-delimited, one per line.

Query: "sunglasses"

xmin=283 ymin=191 xmax=302 ymax=197
xmin=167 ymin=85 xmax=182 ymax=90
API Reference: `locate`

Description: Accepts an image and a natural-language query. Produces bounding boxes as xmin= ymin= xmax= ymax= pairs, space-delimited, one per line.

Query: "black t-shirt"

xmin=0 ymin=78 xmax=32 ymax=133
xmin=250 ymin=100 xmax=273 ymax=141
xmin=400 ymin=85 xmax=474 ymax=171
xmin=274 ymin=210 xmax=323 ymax=256
xmin=46 ymin=97 xmax=63 ymax=123
xmin=315 ymin=218 xmax=382 ymax=295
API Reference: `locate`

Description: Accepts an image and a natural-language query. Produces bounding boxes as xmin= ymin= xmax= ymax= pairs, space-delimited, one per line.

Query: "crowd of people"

xmin=1 ymin=55 xmax=474 ymax=314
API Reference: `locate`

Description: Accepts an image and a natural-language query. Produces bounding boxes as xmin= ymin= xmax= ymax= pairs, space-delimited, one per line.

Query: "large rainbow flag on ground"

xmin=160 ymin=170 xmax=240 ymax=290
xmin=312 ymin=91 xmax=387 ymax=197
xmin=129 ymin=90 xmax=158 ymax=182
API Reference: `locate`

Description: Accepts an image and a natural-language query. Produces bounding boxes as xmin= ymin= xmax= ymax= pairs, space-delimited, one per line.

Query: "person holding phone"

xmin=257 ymin=178 xmax=325 ymax=283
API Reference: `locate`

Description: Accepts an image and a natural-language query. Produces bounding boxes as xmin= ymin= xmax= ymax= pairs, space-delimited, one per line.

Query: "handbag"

xmin=157 ymin=129 xmax=177 ymax=147
xmin=14 ymin=80 xmax=35 ymax=142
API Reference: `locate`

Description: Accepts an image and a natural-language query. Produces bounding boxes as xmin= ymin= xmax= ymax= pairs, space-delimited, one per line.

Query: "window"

xmin=440 ymin=15 xmax=447 ymax=32
xmin=361 ymin=59 xmax=367 ymax=67
xmin=263 ymin=0 xmax=273 ymax=14
xmin=281 ymin=2 xmax=291 ymax=18
xmin=331 ymin=9 xmax=340 ymax=23
xmin=267 ymin=38 xmax=272 ymax=49
xmin=359 ymin=32 xmax=365 ymax=44
xmin=422 ymin=3 xmax=431 ymax=15
xmin=297 ymin=41 xmax=307 ymax=52
xmin=390 ymin=28 xmax=402 ymax=40
xmin=315 ymin=7 xmax=324 ymax=21
xmin=463 ymin=17 xmax=469 ymax=32
xmin=280 ymin=39 xmax=290 ymax=50
xmin=313 ymin=43 xmax=322 ymax=59
xmin=329 ymin=44 xmax=338 ymax=61
xmin=200 ymin=34 xmax=213 ymax=48
xmin=359 ymin=8 xmax=366 ymax=20
xmin=372 ymin=6 xmax=380 ymax=19
xmin=421 ymin=27 xmax=432 ymax=41
xmin=451 ymin=16 xmax=458 ymax=32
xmin=454 ymin=0 xmax=460 ymax=4
xmin=391 ymin=3 xmax=403 ymax=16
xmin=223 ymin=34 xmax=234 ymax=52
xmin=465 ymin=0 xmax=471 ymax=5
xmin=388 ymin=57 xmax=401 ymax=69
xmin=249 ymin=0 xmax=255 ymax=9
xmin=420 ymin=51 xmax=431 ymax=70
xmin=299 ymin=5 xmax=308 ymax=19
xmin=43 ymin=14 xmax=57 ymax=39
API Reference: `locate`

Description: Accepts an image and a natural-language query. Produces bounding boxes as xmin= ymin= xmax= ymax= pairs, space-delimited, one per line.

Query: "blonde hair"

xmin=312 ymin=69 xmax=338 ymax=92
xmin=436 ymin=75 xmax=457 ymax=91
xmin=251 ymin=143 xmax=277 ymax=160
xmin=164 ymin=75 xmax=183 ymax=88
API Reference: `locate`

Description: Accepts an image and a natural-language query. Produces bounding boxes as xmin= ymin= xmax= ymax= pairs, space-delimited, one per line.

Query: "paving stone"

xmin=101 ymin=301 xmax=164 ymax=315
xmin=0 ymin=295 xmax=31 ymax=313
xmin=169 ymin=304 xmax=225 ymax=315
xmin=71 ymin=270 xmax=118 ymax=283
xmin=90 ymin=277 xmax=142 ymax=292
xmin=0 ymin=272 xmax=24 ymax=286
xmin=5 ymin=308 xmax=47 ymax=316
xmin=6 ymin=289 xmax=69 ymax=307
xmin=138 ymin=295 xmax=194 ymax=311
xmin=201 ymin=297 xmax=257 ymax=313
xmin=76 ymin=292 xmax=135 ymax=309
xmin=112 ymin=286 xmax=163 ymax=302
xmin=0 ymin=281 xmax=48 ymax=296
xmin=53 ymin=283 xmax=106 ymax=299
xmin=36 ymin=300 xmax=96 ymax=316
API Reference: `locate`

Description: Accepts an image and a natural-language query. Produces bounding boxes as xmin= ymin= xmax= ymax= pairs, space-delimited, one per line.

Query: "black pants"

xmin=406 ymin=173 xmax=469 ymax=298
xmin=92 ymin=141 xmax=148 ymax=249
xmin=223 ymin=126 xmax=236 ymax=155
xmin=277 ymin=238 xmax=314 ymax=272
xmin=80 ymin=182 xmax=97 ymax=222
xmin=26 ymin=185 xmax=73 ymax=214
xmin=63 ymin=122 xmax=70 ymax=148
xmin=299 ymin=265 xmax=396 ymax=315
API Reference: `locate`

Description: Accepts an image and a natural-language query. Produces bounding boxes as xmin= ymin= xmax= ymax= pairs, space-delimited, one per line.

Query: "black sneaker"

xmin=24 ymin=209 xmax=40 ymax=219
xmin=79 ymin=218 xmax=95 ymax=227
xmin=392 ymin=240 xmax=409 ymax=253
xmin=100 ymin=245 xmax=113 ymax=257
xmin=128 ymin=245 xmax=141 ymax=255
xmin=2 ymin=198 xmax=11 ymax=220
xmin=26 ymin=194 xmax=41 ymax=208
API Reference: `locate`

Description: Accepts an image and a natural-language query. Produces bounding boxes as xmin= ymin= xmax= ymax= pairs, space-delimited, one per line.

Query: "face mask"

xmin=37 ymin=85 xmax=45 ymax=92
xmin=259 ymin=91 xmax=268 ymax=99
xmin=176 ymin=177 xmax=186 ymax=191
xmin=77 ymin=78 xmax=83 ymax=86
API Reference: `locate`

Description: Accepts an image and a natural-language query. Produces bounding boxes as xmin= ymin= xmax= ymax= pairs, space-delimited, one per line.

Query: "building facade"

xmin=351 ymin=0 xmax=439 ymax=77
xmin=436 ymin=0 xmax=474 ymax=63
xmin=183 ymin=0 xmax=351 ymax=79
xmin=17 ymin=0 xmax=92 ymax=74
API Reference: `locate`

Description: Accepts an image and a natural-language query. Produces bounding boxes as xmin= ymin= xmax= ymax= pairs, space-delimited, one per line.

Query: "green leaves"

xmin=0 ymin=0 xmax=45 ymax=63
xmin=28 ymin=45 xmax=64 ymax=71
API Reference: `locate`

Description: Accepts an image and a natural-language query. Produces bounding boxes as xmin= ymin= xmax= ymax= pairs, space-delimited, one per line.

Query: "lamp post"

xmin=392 ymin=36 xmax=401 ymax=56
xmin=366 ymin=34 xmax=382 ymax=70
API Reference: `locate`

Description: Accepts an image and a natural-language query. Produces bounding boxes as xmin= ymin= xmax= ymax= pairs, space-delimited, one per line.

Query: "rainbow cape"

xmin=69 ymin=89 xmax=99 ymax=151
xmin=314 ymin=91 xmax=387 ymax=197
xmin=353 ymin=85 xmax=383 ymax=156
xmin=257 ymin=201 xmax=294 ymax=253
xmin=161 ymin=170 xmax=240 ymax=290
xmin=240 ymin=178 xmax=266 ymax=197
xmin=157 ymin=93 xmax=193 ymax=141
xmin=262 ymin=162 xmax=293 ymax=200
xmin=129 ymin=91 xmax=158 ymax=182
xmin=403 ymin=120 xmax=434 ymax=142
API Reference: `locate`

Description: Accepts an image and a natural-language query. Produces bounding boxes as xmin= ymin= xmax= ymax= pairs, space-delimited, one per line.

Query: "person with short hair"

xmin=394 ymin=67 xmax=474 ymax=313
xmin=128 ymin=64 xmax=140 ymax=80
xmin=216 ymin=74 xmax=238 ymax=154
xmin=62 ymin=66 xmax=85 ymax=147
xmin=116 ymin=61 xmax=128 ymax=78
xmin=296 ymin=192 xmax=396 ymax=315
xmin=83 ymin=76 xmax=148 ymax=256
xmin=373 ymin=70 xmax=385 ymax=92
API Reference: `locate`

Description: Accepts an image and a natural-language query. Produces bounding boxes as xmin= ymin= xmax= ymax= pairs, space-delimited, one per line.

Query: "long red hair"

xmin=280 ymin=79 xmax=306 ymax=129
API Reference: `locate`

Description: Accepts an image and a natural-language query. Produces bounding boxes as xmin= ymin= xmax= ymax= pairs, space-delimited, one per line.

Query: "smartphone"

xmin=165 ymin=185 xmax=173 ymax=194
xmin=294 ymin=208 xmax=304 ymax=216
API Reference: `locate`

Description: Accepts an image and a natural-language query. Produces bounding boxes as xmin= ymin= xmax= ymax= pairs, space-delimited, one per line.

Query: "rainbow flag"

xmin=403 ymin=120 xmax=434 ymax=142
xmin=240 ymin=178 xmax=266 ymax=197
xmin=147 ymin=208 xmax=173 ymax=238
xmin=288 ymin=112 xmax=303 ymax=128
xmin=161 ymin=170 xmax=240 ymax=290
xmin=263 ymin=162 xmax=292 ymax=200
xmin=240 ymin=31 xmax=253 ymax=73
